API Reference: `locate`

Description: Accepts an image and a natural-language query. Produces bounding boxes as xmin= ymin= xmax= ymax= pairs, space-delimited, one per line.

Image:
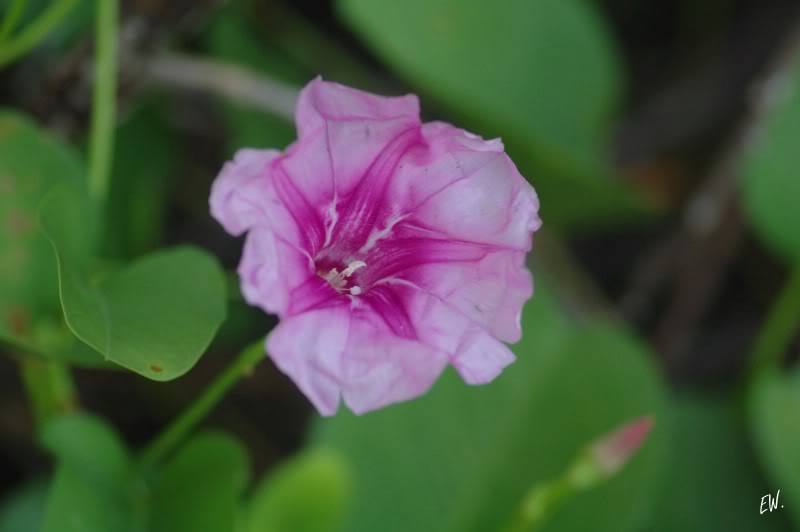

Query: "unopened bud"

xmin=588 ymin=416 xmax=654 ymax=477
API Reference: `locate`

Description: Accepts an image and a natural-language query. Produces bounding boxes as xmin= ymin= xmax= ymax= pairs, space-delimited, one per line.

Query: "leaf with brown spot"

xmin=0 ymin=110 xmax=105 ymax=367
xmin=40 ymin=184 xmax=227 ymax=381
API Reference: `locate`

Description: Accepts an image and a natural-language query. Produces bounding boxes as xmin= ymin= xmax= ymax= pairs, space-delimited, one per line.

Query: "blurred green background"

xmin=1 ymin=0 xmax=799 ymax=531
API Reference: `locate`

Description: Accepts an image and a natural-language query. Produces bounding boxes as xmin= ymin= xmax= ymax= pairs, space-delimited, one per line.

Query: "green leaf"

xmin=0 ymin=111 xmax=106 ymax=366
xmin=0 ymin=481 xmax=47 ymax=532
xmin=40 ymin=415 xmax=251 ymax=532
xmin=645 ymin=393 xmax=790 ymax=531
xmin=338 ymin=0 xmax=645 ymax=228
xmin=245 ymin=449 xmax=352 ymax=532
xmin=39 ymin=184 xmax=228 ymax=381
xmin=750 ymin=368 xmax=800 ymax=528
xmin=148 ymin=432 xmax=249 ymax=532
xmin=313 ymin=291 xmax=667 ymax=532
xmin=41 ymin=414 xmax=137 ymax=532
xmin=103 ymin=102 xmax=176 ymax=259
xmin=743 ymin=66 xmax=800 ymax=260
xmin=41 ymin=414 xmax=131 ymax=484
xmin=0 ymin=111 xmax=79 ymax=341
xmin=0 ymin=0 xmax=93 ymax=53
xmin=44 ymin=468 xmax=135 ymax=532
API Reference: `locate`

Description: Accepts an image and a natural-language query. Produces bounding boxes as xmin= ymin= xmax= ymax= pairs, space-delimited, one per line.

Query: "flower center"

xmin=318 ymin=260 xmax=366 ymax=296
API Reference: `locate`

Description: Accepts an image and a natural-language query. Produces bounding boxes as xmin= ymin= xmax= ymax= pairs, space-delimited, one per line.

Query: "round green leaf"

xmin=338 ymin=0 xmax=644 ymax=227
xmin=0 ymin=111 xmax=80 ymax=345
xmin=148 ymin=432 xmax=249 ymax=532
xmin=313 ymin=290 xmax=668 ymax=532
xmin=245 ymin=449 xmax=352 ymax=532
xmin=750 ymin=368 xmax=800 ymax=528
xmin=41 ymin=414 xmax=135 ymax=532
xmin=0 ymin=481 xmax=47 ymax=532
xmin=41 ymin=414 xmax=131 ymax=484
xmin=743 ymin=67 xmax=800 ymax=260
xmin=40 ymin=184 xmax=228 ymax=381
xmin=646 ymin=394 xmax=790 ymax=531
xmin=40 ymin=416 xmax=249 ymax=532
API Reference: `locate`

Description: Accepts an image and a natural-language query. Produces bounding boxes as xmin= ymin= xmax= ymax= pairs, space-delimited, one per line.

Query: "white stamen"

xmin=322 ymin=267 xmax=342 ymax=287
xmin=320 ymin=261 xmax=367 ymax=292
xmin=341 ymin=260 xmax=366 ymax=278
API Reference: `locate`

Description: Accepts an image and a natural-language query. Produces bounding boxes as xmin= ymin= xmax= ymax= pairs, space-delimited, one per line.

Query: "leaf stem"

xmin=138 ymin=339 xmax=265 ymax=470
xmin=502 ymin=478 xmax=574 ymax=532
xmin=87 ymin=0 xmax=118 ymax=204
xmin=0 ymin=0 xmax=76 ymax=68
xmin=0 ymin=334 xmax=47 ymax=362
xmin=500 ymin=416 xmax=653 ymax=532
xmin=748 ymin=263 xmax=800 ymax=376
xmin=19 ymin=357 xmax=77 ymax=431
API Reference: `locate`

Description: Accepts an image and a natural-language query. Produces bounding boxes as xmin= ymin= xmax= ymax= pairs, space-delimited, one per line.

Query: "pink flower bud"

xmin=589 ymin=416 xmax=654 ymax=477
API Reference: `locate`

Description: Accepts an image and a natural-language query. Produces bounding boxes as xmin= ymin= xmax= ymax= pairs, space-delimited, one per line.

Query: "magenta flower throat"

xmin=211 ymin=78 xmax=541 ymax=415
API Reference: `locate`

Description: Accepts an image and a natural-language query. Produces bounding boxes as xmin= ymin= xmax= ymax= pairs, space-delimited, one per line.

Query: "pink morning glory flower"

xmin=210 ymin=78 xmax=541 ymax=415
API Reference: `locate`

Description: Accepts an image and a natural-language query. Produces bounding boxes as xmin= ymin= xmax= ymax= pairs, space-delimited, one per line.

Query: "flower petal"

xmin=266 ymin=302 xmax=449 ymax=416
xmin=209 ymin=147 xmax=316 ymax=254
xmin=407 ymin=249 xmax=533 ymax=343
xmin=209 ymin=148 xmax=281 ymax=236
xmin=238 ymin=227 xmax=313 ymax=316
xmin=341 ymin=311 xmax=449 ymax=414
xmin=351 ymin=219 xmax=533 ymax=343
xmin=286 ymin=77 xmax=421 ymax=201
xmin=296 ymin=77 xmax=420 ymax=146
xmin=449 ymin=328 xmax=516 ymax=384
xmin=275 ymin=78 xmax=421 ymax=253
xmin=266 ymin=306 xmax=352 ymax=416
xmin=390 ymin=122 xmax=540 ymax=250
xmin=381 ymin=281 xmax=517 ymax=385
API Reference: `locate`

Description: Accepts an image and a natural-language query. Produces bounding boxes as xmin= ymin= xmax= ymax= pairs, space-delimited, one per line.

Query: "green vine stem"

xmin=87 ymin=0 xmax=118 ymax=204
xmin=138 ymin=340 xmax=266 ymax=470
xmin=0 ymin=0 xmax=77 ymax=68
xmin=501 ymin=417 xmax=653 ymax=532
xmin=748 ymin=262 xmax=800 ymax=378
xmin=502 ymin=478 xmax=574 ymax=532
xmin=0 ymin=334 xmax=47 ymax=362
xmin=19 ymin=357 xmax=77 ymax=431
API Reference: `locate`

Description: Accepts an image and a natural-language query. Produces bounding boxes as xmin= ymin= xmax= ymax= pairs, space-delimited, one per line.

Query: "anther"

xmin=319 ymin=260 xmax=367 ymax=293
